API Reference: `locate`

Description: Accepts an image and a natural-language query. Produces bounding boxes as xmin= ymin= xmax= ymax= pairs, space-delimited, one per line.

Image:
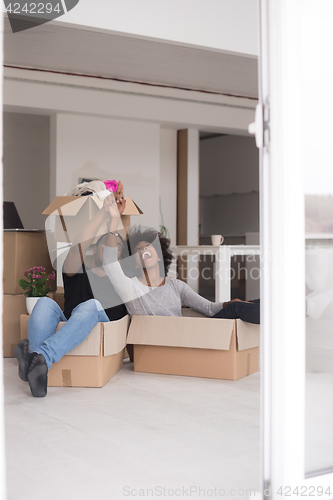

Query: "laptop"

xmin=3 ymin=201 xmax=24 ymax=229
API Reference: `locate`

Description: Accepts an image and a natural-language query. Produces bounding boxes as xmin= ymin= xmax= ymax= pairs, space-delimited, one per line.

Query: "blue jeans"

xmin=28 ymin=297 xmax=109 ymax=369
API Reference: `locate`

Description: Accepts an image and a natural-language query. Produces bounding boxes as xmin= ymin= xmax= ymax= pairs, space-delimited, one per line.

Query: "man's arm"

xmin=104 ymin=194 xmax=123 ymax=249
xmin=63 ymin=181 xmax=125 ymax=276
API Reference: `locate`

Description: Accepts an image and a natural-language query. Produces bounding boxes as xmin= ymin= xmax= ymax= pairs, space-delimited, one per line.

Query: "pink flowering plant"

xmin=18 ymin=267 xmax=56 ymax=297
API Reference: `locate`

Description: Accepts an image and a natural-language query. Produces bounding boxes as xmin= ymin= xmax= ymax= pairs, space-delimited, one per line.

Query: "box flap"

xmin=43 ymin=196 xmax=87 ymax=216
xmin=103 ymin=315 xmax=130 ymax=356
xmin=89 ymin=196 xmax=104 ymax=210
xmin=123 ymin=197 xmax=143 ymax=215
xmin=127 ymin=315 xmax=234 ymax=351
xmin=56 ymin=322 xmax=102 ymax=356
xmin=43 ymin=195 xmax=142 ymax=216
xmin=236 ymin=320 xmax=260 ymax=351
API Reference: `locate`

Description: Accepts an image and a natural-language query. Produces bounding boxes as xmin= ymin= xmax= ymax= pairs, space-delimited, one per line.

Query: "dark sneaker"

xmin=27 ymin=353 xmax=48 ymax=398
xmin=14 ymin=339 xmax=32 ymax=382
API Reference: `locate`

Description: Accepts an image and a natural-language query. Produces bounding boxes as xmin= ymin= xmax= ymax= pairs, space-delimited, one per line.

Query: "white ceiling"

xmin=3 ymin=16 xmax=258 ymax=100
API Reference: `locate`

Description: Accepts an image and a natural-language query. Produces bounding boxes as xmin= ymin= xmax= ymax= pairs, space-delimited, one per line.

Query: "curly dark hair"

xmin=126 ymin=226 xmax=174 ymax=276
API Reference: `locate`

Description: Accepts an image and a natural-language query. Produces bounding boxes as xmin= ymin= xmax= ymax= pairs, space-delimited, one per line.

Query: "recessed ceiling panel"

xmin=3 ymin=16 xmax=258 ymax=99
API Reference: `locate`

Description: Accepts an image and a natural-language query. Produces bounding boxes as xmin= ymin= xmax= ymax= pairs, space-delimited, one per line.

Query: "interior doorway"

xmin=199 ymin=132 xmax=260 ymax=303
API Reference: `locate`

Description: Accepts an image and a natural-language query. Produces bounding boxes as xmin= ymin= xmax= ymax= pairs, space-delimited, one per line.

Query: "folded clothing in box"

xmin=20 ymin=314 xmax=130 ymax=388
xmin=127 ymin=315 xmax=260 ymax=381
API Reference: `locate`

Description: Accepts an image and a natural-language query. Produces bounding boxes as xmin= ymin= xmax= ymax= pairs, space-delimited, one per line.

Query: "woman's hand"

xmin=103 ymin=180 xmax=126 ymax=216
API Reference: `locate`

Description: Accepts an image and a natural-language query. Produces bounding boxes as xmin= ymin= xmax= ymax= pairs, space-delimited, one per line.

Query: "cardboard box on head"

xmin=43 ymin=195 xmax=143 ymax=244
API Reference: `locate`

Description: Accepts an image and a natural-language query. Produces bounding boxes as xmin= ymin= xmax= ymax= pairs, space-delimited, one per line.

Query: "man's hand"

xmin=114 ymin=180 xmax=124 ymax=204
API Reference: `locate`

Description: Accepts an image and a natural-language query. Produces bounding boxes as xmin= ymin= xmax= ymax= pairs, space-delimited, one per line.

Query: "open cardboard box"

xmin=43 ymin=195 xmax=143 ymax=243
xmin=127 ymin=314 xmax=260 ymax=380
xmin=20 ymin=314 xmax=130 ymax=387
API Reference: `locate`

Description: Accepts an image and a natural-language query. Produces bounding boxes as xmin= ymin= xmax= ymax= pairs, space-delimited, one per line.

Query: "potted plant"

xmin=19 ymin=267 xmax=56 ymax=314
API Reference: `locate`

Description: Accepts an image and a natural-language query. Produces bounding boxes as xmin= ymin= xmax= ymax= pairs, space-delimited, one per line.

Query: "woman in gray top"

xmin=103 ymin=196 xmax=260 ymax=324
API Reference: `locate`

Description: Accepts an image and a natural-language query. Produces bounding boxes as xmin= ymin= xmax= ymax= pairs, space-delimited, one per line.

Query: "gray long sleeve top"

xmin=103 ymin=246 xmax=223 ymax=317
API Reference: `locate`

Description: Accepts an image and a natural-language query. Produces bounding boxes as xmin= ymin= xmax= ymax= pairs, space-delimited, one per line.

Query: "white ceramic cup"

xmin=211 ymin=235 xmax=224 ymax=246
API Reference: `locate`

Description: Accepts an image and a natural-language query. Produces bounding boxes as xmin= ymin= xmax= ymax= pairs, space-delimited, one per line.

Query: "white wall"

xmin=159 ymin=129 xmax=177 ymax=245
xmin=54 ymin=0 xmax=259 ymax=56
xmin=51 ymin=114 xmax=161 ymax=230
xmin=3 ymin=112 xmax=50 ymax=230
xmin=199 ymin=135 xmax=259 ymax=236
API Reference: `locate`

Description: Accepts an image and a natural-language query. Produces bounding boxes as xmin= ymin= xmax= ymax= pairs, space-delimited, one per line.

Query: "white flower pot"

xmin=26 ymin=297 xmax=41 ymax=315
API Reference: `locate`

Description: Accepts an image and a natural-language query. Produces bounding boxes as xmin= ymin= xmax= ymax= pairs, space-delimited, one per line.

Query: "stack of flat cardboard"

xmin=2 ymin=230 xmax=56 ymax=357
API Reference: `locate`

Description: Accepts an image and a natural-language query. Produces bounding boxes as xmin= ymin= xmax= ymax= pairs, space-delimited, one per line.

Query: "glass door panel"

xmin=259 ymin=0 xmax=333 ymax=495
xmin=300 ymin=1 xmax=333 ymax=476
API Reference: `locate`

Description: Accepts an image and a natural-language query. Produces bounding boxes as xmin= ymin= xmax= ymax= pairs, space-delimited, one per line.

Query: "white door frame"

xmin=259 ymin=0 xmax=333 ymax=498
xmin=0 ymin=11 xmax=7 ymax=500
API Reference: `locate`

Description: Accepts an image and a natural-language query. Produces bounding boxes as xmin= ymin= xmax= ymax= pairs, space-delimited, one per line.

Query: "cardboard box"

xmin=2 ymin=294 xmax=27 ymax=357
xmin=127 ymin=315 xmax=260 ymax=381
xmin=3 ymin=230 xmax=56 ymax=295
xmin=20 ymin=314 xmax=130 ymax=387
xmin=43 ymin=195 xmax=143 ymax=243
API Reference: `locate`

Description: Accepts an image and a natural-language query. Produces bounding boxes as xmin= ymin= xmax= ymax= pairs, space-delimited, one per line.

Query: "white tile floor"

xmin=5 ymin=316 xmax=332 ymax=500
xmin=305 ymin=318 xmax=333 ymax=474
xmin=4 ymin=359 xmax=261 ymax=500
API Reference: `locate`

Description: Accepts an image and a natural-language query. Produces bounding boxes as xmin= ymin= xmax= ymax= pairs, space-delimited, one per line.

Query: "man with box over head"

xmin=14 ymin=182 xmax=128 ymax=398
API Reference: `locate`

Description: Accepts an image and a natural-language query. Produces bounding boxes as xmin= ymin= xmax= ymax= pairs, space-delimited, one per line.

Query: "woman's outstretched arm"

xmin=177 ymin=279 xmax=223 ymax=317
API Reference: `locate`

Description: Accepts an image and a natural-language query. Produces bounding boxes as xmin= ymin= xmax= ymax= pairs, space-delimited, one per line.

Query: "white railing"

xmin=171 ymin=245 xmax=261 ymax=302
